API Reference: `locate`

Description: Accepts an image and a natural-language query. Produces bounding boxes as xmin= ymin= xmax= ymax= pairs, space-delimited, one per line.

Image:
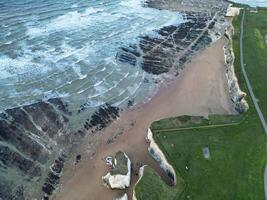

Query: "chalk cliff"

xmin=224 ymin=26 xmax=249 ymax=113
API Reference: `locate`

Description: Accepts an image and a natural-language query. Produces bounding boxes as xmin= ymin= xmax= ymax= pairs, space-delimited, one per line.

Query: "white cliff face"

xmin=224 ymin=25 xmax=249 ymax=113
xmin=102 ymin=152 xmax=131 ymax=190
xmin=132 ymin=130 xmax=178 ymax=200
xmin=132 ymin=166 xmax=145 ymax=200
xmin=146 ymin=128 xmax=177 ymax=185
xmin=225 ymin=5 xmax=241 ymax=17
xmin=115 ymin=193 xmax=128 ymax=200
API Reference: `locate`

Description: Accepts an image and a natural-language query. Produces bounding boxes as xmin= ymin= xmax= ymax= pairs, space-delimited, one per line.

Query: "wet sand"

xmin=53 ymin=38 xmax=234 ymax=200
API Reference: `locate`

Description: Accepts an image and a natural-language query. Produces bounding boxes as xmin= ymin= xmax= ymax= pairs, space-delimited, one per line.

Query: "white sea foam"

xmin=119 ymin=0 xmax=184 ymax=25
xmin=27 ymin=7 xmax=104 ymax=36
xmin=71 ymin=4 xmax=78 ymax=8
xmin=43 ymin=90 xmax=70 ymax=100
xmin=5 ymin=32 xmax=11 ymax=37
xmin=4 ymin=41 xmax=12 ymax=45
xmin=119 ymin=0 xmax=144 ymax=9
xmin=77 ymin=89 xmax=85 ymax=94
xmin=31 ymin=88 xmax=43 ymax=95
xmin=0 ymin=55 xmax=48 ymax=79
xmin=86 ymin=99 xmax=106 ymax=107
xmin=73 ymin=67 xmax=116 ymax=95
xmin=114 ymin=95 xmax=131 ymax=107
xmin=85 ymin=71 xmax=130 ymax=99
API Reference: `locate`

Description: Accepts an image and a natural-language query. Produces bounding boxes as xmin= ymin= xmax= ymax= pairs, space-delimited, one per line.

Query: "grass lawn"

xmin=241 ymin=9 xmax=267 ymax=119
xmin=153 ymin=112 xmax=266 ymax=199
xmin=134 ymin=166 xmax=185 ymax=200
xmin=135 ymin=9 xmax=267 ymax=200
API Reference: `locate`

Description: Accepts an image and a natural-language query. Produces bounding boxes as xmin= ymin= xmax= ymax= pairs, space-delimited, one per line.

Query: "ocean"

xmin=0 ymin=0 xmax=184 ymax=124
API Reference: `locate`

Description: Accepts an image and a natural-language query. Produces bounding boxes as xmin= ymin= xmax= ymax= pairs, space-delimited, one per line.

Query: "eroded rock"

xmin=83 ymin=103 xmax=120 ymax=131
xmin=0 ymin=98 xmax=70 ymax=199
xmin=146 ymin=129 xmax=176 ymax=185
xmin=114 ymin=193 xmax=128 ymax=200
xmin=144 ymin=0 xmax=228 ymax=13
xmin=117 ymin=13 xmax=216 ymax=75
xmin=102 ymin=151 xmax=131 ymax=189
xmin=223 ymin=26 xmax=249 ymax=113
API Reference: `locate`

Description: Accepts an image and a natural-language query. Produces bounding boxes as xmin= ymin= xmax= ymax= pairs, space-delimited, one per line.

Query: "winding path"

xmin=239 ymin=11 xmax=267 ymax=200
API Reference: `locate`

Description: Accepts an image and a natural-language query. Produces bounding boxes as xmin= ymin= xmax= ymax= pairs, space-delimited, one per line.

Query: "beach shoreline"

xmin=52 ymin=38 xmax=235 ymax=200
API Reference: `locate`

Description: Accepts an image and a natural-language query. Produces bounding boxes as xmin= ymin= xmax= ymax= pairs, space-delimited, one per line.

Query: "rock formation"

xmin=224 ymin=26 xmax=249 ymax=113
xmin=146 ymin=129 xmax=176 ymax=185
xmin=0 ymin=95 xmax=123 ymax=199
xmin=102 ymin=151 xmax=131 ymax=189
xmin=225 ymin=5 xmax=241 ymax=17
xmin=0 ymin=98 xmax=74 ymax=199
xmin=117 ymin=12 xmax=223 ymax=75
xmin=145 ymin=0 xmax=228 ymax=13
xmin=115 ymin=193 xmax=128 ymax=200
xmin=83 ymin=103 xmax=120 ymax=131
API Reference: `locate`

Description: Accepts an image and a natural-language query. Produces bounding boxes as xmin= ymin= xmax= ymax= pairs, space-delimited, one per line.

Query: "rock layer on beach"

xmin=117 ymin=11 xmax=227 ymax=75
xmin=144 ymin=0 xmax=228 ymax=13
xmin=83 ymin=103 xmax=120 ymax=131
xmin=0 ymin=98 xmax=71 ymax=199
xmin=0 ymin=98 xmax=122 ymax=199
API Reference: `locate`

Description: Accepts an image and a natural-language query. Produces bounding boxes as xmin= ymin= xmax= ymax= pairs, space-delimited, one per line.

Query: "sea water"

xmin=0 ymin=0 xmax=184 ymax=119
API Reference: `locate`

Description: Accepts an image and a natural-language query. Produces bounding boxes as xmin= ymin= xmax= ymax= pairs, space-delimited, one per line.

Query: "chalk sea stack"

xmin=102 ymin=151 xmax=131 ymax=190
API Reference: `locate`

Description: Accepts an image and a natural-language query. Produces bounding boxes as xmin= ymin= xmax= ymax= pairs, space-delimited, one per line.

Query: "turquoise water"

xmin=0 ymin=0 xmax=184 ymax=115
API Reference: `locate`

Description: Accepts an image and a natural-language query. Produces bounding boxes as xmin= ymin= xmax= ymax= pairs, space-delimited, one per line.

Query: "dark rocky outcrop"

xmin=116 ymin=13 xmax=216 ymax=75
xmin=144 ymin=0 xmax=228 ymax=13
xmin=0 ymin=98 xmax=70 ymax=200
xmin=0 ymin=146 xmax=41 ymax=177
xmin=0 ymin=177 xmax=25 ymax=200
xmin=0 ymin=97 xmax=120 ymax=199
xmin=83 ymin=103 xmax=120 ymax=131
xmin=42 ymin=153 xmax=66 ymax=196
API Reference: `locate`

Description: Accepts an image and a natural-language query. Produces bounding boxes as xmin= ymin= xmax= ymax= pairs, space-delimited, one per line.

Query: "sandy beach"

xmin=52 ymin=38 xmax=234 ymax=200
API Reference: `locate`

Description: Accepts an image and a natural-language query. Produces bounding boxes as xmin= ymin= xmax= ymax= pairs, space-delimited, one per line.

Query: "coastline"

xmin=0 ymin=3 xmax=231 ymax=198
xmin=52 ymin=38 xmax=234 ymax=200
xmin=1 ymin=1 xmax=267 ymax=199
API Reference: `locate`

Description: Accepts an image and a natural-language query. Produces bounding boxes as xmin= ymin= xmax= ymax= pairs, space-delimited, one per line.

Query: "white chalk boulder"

xmin=102 ymin=151 xmax=131 ymax=189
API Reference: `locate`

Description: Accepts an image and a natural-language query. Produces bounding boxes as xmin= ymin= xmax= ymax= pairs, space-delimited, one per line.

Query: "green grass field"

xmin=242 ymin=9 xmax=267 ymax=119
xmin=134 ymin=166 xmax=185 ymax=200
xmin=135 ymin=9 xmax=267 ymax=200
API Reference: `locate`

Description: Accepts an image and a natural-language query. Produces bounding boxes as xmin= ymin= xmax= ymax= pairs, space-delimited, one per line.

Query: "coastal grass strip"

xmin=151 ymin=113 xmax=249 ymax=133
